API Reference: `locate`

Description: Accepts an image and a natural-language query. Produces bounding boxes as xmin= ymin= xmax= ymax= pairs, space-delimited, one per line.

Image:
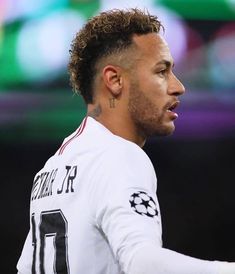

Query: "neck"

xmin=87 ymin=104 xmax=146 ymax=147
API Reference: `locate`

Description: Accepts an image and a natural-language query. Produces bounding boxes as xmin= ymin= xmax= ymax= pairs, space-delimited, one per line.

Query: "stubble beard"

xmin=128 ymin=81 xmax=175 ymax=139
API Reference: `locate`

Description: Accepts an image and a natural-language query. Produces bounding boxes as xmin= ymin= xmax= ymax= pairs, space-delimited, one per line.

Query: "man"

xmin=17 ymin=8 xmax=235 ymax=274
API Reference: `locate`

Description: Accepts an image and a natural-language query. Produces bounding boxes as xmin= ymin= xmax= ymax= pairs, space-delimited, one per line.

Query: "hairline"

xmin=95 ymin=37 xmax=139 ymax=73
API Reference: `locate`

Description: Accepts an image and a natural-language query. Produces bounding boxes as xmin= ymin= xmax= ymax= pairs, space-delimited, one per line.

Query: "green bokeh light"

xmin=0 ymin=21 xmax=27 ymax=88
xmin=158 ymin=0 xmax=235 ymax=20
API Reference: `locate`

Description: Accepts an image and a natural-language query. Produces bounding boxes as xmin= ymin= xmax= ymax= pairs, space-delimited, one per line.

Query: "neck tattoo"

xmin=88 ymin=104 xmax=102 ymax=118
xmin=109 ymin=98 xmax=115 ymax=108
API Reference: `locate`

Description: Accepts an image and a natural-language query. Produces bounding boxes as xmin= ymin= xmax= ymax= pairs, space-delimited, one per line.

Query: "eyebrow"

xmin=155 ymin=60 xmax=174 ymax=68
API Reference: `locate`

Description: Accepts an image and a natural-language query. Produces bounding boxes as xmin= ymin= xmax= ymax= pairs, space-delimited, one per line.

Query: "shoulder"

xmin=84 ymin=117 xmax=156 ymax=177
xmin=106 ymin=136 xmax=153 ymax=170
xmin=95 ymin=135 xmax=157 ymax=191
xmin=84 ymin=117 xmax=154 ymax=170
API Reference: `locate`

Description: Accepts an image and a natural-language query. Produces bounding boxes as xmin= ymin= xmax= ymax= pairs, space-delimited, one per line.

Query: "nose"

xmin=168 ymin=73 xmax=185 ymax=96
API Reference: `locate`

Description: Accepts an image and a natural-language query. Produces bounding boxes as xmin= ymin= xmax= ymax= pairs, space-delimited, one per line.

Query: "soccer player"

xmin=17 ymin=8 xmax=235 ymax=274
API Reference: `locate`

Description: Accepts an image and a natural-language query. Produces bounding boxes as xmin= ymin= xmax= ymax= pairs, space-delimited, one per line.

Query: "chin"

xmin=137 ymin=120 xmax=176 ymax=138
xmin=152 ymin=123 xmax=175 ymax=137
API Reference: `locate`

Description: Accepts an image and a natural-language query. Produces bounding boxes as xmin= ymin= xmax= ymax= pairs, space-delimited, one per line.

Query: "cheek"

xmin=141 ymin=75 xmax=166 ymax=94
xmin=142 ymin=82 xmax=167 ymax=108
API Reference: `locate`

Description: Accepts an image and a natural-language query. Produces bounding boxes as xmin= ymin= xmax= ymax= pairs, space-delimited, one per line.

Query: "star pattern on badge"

xmin=129 ymin=191 xmax=158 ymax=218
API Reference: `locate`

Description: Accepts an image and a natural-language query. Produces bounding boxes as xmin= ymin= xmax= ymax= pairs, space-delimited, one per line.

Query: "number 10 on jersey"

xmin=31 ymin=209 xmax=70 ymax=273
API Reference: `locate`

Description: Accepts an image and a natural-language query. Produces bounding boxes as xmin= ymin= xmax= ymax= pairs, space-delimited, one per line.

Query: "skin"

xmin=87 ymin=33 xmax=185 ymax=147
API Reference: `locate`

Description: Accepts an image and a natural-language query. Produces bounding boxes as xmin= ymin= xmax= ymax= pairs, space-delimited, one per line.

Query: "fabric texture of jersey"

xmin=17 ymin=116 xmax=162 ymax=274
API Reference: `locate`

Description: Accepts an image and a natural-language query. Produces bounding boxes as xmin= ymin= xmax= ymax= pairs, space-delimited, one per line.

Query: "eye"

xmin=157 ymin=69 xmax=167 ymax=77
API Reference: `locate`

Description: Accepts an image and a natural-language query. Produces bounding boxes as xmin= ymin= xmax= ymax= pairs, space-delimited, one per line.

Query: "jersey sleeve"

xmin=91 ymin=142 xmax=163 ymax=273
xmin=127 ymin=244 xmax=235 ymax=274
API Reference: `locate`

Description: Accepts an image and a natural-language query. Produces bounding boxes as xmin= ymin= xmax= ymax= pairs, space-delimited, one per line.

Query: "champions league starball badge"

xmin=129 ymin=191 xmax=158 ymax=218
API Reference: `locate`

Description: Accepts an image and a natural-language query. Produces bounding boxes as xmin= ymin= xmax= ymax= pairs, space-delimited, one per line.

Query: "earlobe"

xmin=103 ymin=65 xmax=122 ymax=96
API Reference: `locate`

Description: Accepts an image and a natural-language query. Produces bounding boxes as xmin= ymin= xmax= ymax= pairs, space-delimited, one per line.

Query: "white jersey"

xmin=17 ymin=116 xmax=162 ymax=274
xmin=17 ymin=116 xmax=235 ymax=274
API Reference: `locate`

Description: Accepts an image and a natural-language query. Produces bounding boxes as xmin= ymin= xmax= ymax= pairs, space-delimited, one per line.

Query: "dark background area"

xmin=146 ymin=138 xmax=235 ymax=261
xmin=2 ymin=136 xmax=235 ymax=273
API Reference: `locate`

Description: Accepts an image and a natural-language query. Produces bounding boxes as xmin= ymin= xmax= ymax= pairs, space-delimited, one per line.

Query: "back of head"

xmin=68 ymin=8 xmax=163 ymax=104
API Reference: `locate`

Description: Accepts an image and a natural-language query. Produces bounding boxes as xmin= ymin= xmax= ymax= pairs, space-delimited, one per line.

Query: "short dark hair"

xmin=68 ymin=8 xmax=163 ymax=104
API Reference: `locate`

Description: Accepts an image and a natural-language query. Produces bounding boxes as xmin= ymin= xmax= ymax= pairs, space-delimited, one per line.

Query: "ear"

xmin=102 ymin=65 xmax=123 ymax=96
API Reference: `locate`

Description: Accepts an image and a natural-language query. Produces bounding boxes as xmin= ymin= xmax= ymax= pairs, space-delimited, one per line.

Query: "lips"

xmin=168 ymin=101 xmax=180 ymax=111
xmin=166 ymin=100 xmax=180 ymax=119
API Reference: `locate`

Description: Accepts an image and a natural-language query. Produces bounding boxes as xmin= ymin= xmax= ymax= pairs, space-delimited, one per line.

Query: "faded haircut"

xmin=68 ymin=8 xmax=163 ymax=104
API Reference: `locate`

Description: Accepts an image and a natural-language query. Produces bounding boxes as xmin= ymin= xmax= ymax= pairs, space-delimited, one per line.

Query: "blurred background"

xmin=1 ymin=0 xmax=235 ymax=272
